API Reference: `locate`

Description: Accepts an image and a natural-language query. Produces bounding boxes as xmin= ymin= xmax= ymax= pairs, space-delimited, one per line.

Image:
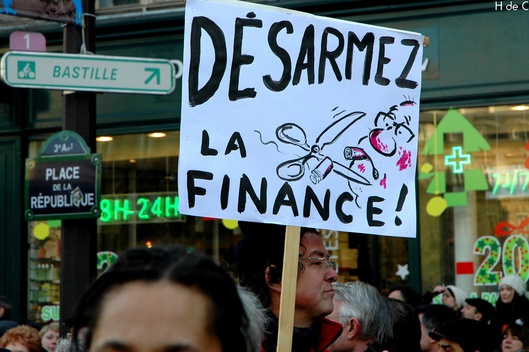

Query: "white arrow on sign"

xmin=0 ymin=51 xmax=175 ymax=95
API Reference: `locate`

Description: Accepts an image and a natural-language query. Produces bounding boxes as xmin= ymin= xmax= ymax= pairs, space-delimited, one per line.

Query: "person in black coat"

xmin=496 ymin=275 xmax=529 ymax=330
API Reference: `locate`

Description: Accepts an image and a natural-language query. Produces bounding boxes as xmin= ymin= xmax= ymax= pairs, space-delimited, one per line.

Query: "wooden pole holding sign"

xmin=277 ymin=226 xmax=301 ymax=352
xmin=273 ymin=36 xmax=429 ymax=350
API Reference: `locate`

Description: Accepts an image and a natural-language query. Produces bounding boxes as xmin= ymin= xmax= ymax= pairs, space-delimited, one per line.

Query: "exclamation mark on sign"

xmin=395 ymin=184 xmax=408 ymax=226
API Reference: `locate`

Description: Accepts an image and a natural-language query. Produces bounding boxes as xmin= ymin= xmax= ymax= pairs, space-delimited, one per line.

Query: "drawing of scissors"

xmin=275 ymin=111 xmax=373 ymax=185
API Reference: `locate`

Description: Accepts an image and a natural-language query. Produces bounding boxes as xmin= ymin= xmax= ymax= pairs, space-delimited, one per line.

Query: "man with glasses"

xmin=235 ymin=221 xmax=342 ymax=352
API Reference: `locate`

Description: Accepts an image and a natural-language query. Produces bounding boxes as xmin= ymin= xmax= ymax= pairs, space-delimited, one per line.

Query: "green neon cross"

xmin=444 ymin=146 xmax=471 ymax=174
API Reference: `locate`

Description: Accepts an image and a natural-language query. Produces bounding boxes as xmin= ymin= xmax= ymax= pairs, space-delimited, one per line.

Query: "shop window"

xmin=26 ymin=131 xmax=244 ymax=323
xmin=27 ymin=137 xmax=62 ymax=324
xmin=26 ymin=103 xmax=529 ymax=314
xmin=418 ymin=104 xmax=529 ymax=301
xmin=96 ymin=131 xmax=241 ymax=272
xmin=28 ymin=220 xmax=62 ymax=324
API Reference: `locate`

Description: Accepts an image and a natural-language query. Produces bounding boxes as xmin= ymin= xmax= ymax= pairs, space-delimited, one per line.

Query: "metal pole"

xmin=59 ymin=0 xmax=97 ymax=336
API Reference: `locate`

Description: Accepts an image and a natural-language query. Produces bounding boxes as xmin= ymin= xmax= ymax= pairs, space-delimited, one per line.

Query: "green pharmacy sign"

xmin=419 ymin=108 xmax=490 ymax=216
xmin=99 ymin=193 xmax=185 ymax=224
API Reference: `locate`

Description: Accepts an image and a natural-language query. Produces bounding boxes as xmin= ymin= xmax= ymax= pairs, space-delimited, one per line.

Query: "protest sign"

xmin=178 ymin=0 xmax=424 ymax=237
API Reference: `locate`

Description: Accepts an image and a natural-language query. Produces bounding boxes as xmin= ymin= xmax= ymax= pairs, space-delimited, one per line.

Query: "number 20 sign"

xmin=473 ymin=235 xmax=529 ymax=285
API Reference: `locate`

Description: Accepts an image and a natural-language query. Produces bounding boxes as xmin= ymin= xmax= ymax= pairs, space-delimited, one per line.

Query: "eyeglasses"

xmin=299 ymin=256 xmax=337 ymax=271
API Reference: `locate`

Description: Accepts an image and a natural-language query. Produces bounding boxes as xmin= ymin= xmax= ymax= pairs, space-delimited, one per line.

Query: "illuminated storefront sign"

xmin=41 ymin=305 xmax=60 ymax=322
xmin=99 ymin=192 xmax=185 ymax=224
xmin=444 ymin=146 xmax=471 ymax=174
xmin=486 ymin=166 xmax=529 ymax=198
xmin=420 ymin=108 xmax=490 ymax=216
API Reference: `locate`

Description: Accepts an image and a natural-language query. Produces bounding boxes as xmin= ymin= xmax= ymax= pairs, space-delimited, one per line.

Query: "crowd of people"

xmin=1 ymin=222 xmax=529 ymax=352
xmin=0 ymin=318 xmax=59 ymax=352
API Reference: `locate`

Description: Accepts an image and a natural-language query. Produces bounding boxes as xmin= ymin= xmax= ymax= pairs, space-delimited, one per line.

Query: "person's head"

xmin=442 ymin=285 xmax=467 ymax=311
xmin=501 ymin=323 xmax=529 ymax=352
xmin=388 ymin=285 xmax=422 ymax=309
xmin=0 ymin=325 xmax=41 ymax=352
xmin=236 ymin=221 xmax=338 ymax=327
xmin=461 ymin=298 xmax=495 ymax=324
xmin=71 ymin=246 xmax=253 ymax=352
xmin=236 ymin=286 xmax=267 ymax=352
xmin=39 ymin=322 xmax=59 ymax=352
xmin=500 ymin=275 xmax=526 ymax=304
xmin=384 ymin=298 xmax=422 ymax=352
xmin=417 ymin=304 xmax=459 ymax=352
xmin=327 ymin=281 xmax=392 ymax=352
xmin=0 ymin=297 xmax=12 ymax=320
xmin=429 ymin=318 xmax=488 ymax=352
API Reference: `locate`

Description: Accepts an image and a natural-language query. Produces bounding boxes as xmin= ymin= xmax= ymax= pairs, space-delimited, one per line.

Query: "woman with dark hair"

xmin=387 ymin=285 xmax=422 ymax=309
xmin=70 ymin=246 xmax=255 ymax=352
xmin=497 ymin=323 xmax=529 ymax=352
xmin=496 ymin=275 xmax=529 ymax=329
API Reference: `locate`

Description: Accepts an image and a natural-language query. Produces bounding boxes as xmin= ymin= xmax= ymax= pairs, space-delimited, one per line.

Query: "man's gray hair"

xmin=332 ymin=281 xmax=392 ymax=343
xmin=237 ymin=285 xmax=267 ymax=352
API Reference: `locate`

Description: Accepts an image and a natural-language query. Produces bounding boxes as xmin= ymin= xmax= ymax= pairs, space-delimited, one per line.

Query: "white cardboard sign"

xmin=178 ymin=0 xmax=424 ymax=237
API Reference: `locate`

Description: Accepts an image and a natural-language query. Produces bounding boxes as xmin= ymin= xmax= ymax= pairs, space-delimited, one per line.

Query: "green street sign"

xmin=1 ymin=51 xmax=175 ymax=95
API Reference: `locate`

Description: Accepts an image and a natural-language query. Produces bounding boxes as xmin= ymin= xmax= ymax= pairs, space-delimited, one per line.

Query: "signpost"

xmin=59 ymin=1 xmax=97 ymax=335
xmin=25 ymin=131 xmax=101 ymax=221
xmin=0 ymin=51 xmax=175 ymax=95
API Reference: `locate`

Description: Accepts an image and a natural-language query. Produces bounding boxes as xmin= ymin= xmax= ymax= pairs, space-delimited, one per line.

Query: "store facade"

xmin=0 ymin=0 xmax=527 ymax=322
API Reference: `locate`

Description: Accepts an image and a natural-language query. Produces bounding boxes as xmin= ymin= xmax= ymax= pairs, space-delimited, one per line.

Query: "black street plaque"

xmin=25 ymin=131 xmax=101 ymax=221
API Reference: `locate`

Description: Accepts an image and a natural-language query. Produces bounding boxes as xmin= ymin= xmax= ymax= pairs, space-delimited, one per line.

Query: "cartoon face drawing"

xmin=368 ymin=104 xmax=415 ymax=157
xmin=259 ymin=99 xmax=417 ymax=208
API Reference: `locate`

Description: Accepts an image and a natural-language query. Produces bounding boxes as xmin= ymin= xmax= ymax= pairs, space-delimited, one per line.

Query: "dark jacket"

xmin=260 ymin=309 xmax=342 ymax=352
xmin=496 ymin=293 xmax=529 ymax=329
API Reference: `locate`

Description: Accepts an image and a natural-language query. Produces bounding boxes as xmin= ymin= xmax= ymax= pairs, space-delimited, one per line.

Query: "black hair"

xmin=71 ymin=246 xmax=252 ymax=352
xmin=383 ymin=298 xmax=422 ymax=352
xmin=235 ymin=221 xmax=317 ymax=308
xmin=416 ymin=304 xmax=459 ymax=332
xmin=388 ymin=285 xmax=422 ymax=309
xmin=0 ymin=296 xmax=12 ymax=319
xmin=503 ymin=323 xmax=529 ymax=348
